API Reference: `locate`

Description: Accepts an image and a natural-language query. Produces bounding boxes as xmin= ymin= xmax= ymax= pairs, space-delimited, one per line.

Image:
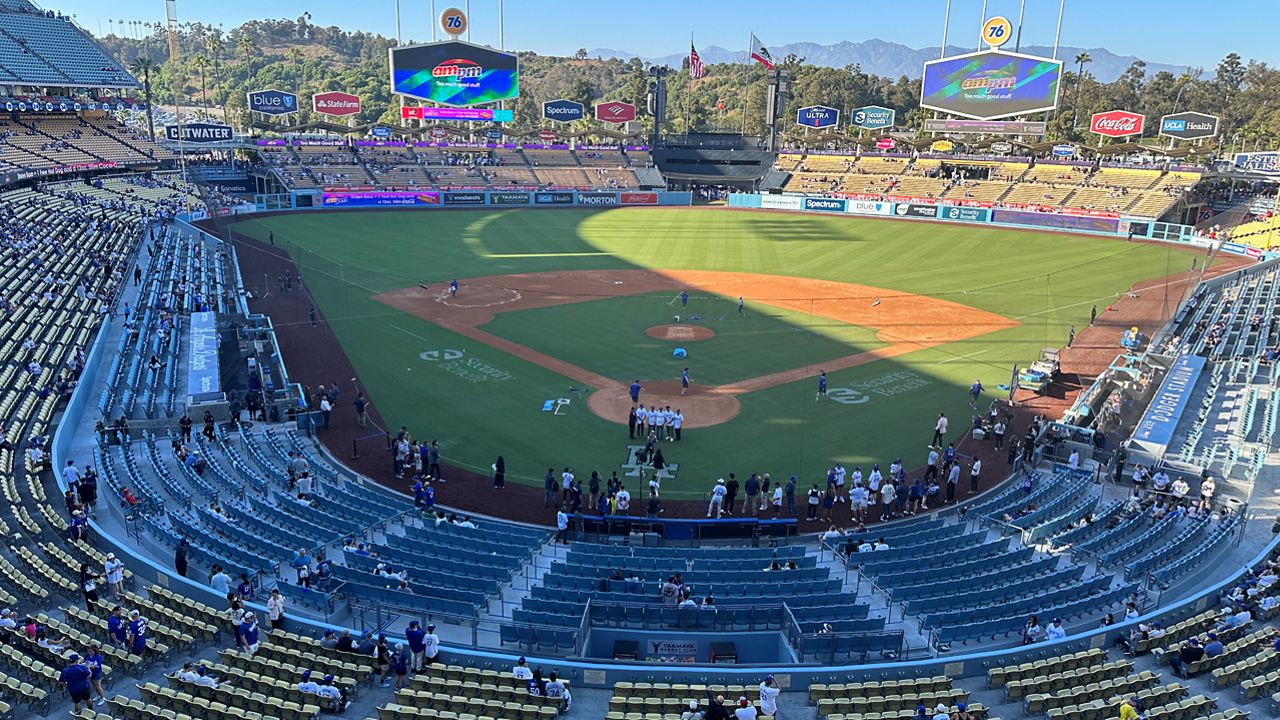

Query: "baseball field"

xmin=231 ymin=207 xmax=1202 ymax=498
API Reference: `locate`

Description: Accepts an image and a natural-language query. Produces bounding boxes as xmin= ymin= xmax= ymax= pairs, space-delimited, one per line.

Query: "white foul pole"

xmin=1052 ymin=0 xmax=1066 ymax=59
xmin=939 ymin=0 xmax=952 ymax=59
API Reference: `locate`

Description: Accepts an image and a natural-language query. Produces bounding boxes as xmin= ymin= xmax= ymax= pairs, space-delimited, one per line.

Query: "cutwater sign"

xmin=796 ymin=105 xmax=840 ymax=129
xmin=164 ymin=123 xmax=233 ymax=143
xmin=1132 ymin=354 xmax=1206 ymax=452
xmin=247 ymin=89 xmax=298 ymax=116
xmin=803 ymin=197 xmax=845 ymax=212
xmin=851 ymin=105 xmax=895 ymax=130
xmin=542 ymin=98 xmax=585 ymax=122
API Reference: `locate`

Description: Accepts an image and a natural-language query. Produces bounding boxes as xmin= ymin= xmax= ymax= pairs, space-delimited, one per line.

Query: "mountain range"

xmin=587 ymin=40 xmax=1201 ymax=82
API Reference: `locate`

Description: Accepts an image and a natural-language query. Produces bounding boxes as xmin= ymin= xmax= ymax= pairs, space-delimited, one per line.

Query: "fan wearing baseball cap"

xmin=758 ymin=675 xmax=781 ymax=717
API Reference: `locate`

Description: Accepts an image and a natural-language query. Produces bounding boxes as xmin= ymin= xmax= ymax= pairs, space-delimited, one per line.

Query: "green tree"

xmin=128 ymin=56 xmax=156 ymax=141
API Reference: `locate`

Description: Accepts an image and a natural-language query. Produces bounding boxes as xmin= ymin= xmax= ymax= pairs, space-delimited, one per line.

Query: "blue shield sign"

xmin=851 ymin=105 xmax=896 ymax=130
xmin=370 ymin=125 xmax=392 ymax=138
xmin=484 ymin=129 xmax=503 ymax=140
xmin=796 ymin=105 xmax=840 ymax=129
xmin=1051 ymin=143 xmax=1075 ymax=157
xmin=247 ymin=89 xmax=298 ymax=116
xmin=543 ymin=99 xmax=585 ymax=123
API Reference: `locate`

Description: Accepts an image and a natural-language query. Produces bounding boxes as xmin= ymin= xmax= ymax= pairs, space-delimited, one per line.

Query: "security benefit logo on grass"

xmin=829 ymin=370 xmax=932 ymax=405
xmin=418 ymin=348 xmax=513 ymax=383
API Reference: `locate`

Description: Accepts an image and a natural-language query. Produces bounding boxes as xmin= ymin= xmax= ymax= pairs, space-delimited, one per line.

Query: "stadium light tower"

xmin=165 ymin=0 xmax=192 ymax=214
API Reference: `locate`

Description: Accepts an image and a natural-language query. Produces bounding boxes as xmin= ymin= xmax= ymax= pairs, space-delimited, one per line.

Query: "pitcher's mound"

xmin=645 ymin=324 xmax=716 ymax=341
xmin=587 ymin=380 xmax=740 ymax=429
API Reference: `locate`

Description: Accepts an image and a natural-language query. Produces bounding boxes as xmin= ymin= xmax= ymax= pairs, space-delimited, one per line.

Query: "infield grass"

xmin=232 ymin=207 xmax=1203 ymax=498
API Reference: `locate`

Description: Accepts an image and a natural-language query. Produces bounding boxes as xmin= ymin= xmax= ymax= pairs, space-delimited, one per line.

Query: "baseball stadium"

xmin=2 ymin=1 xmax=1280 ymax=719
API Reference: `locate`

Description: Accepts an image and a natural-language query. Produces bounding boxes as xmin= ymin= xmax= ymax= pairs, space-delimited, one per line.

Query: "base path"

xmin=377 ymin=269 xmax=1016 ymax=428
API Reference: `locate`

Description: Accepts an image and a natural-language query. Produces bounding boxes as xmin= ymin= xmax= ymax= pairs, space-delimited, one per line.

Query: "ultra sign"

xmin=796 ymin=105 xmax=840 ymax=129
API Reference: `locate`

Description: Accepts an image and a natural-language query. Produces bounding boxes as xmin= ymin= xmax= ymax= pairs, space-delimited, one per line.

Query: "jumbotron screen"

xmin=389 ymin=40 xmax=519 ymax=107
xmin=920 ymin=50 xmax=1062 ymax=120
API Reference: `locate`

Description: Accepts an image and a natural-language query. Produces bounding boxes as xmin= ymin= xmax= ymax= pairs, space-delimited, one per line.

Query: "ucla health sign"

xmin=247 ymin=89 xmax=298 ymax=116
xmin=796 ymin=105 xmax=840 ymax=129
xmin=543 ymin=99 xmax=585 ymax=123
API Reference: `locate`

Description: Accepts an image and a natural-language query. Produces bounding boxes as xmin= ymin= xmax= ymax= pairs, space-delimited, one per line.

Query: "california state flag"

xmin=749 ymin=33 xmax=775 ymax=69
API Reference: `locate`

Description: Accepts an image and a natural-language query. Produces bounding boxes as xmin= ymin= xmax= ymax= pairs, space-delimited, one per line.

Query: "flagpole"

xmin=687 ymin=31 xmax=693 ymax=135
xmin=743 ymin=30 xmax=751 ymax=136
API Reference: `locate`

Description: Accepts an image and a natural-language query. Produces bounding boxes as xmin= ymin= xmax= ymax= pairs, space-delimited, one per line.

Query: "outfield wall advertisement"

xmin=317 ymin=190 xmax=690 ymax=207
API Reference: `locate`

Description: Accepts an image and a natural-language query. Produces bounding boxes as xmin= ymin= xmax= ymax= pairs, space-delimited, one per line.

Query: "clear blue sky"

xmin=54 ymin=0 xmax=1276 ymax=69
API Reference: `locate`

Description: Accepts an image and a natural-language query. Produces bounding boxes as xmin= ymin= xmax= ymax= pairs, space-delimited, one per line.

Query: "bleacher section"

xmin=0 ymin=8 xmax=135 ymax=87
xmin=779 ymin=152 xmax=1200 ymax=219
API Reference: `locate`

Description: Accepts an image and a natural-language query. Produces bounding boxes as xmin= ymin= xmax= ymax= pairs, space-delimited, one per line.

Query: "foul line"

xmin=389 ymin=323 xmax=431 ymax=343
xmin=938 ymin=350 xmax=988 ymax=364
xmin=484 ymin=252 xmax=616 ymax=258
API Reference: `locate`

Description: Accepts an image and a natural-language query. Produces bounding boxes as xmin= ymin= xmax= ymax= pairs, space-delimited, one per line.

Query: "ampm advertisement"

xmin=186 ymin=311 xmax=220 ymax=400
xmin=322 ymin=191 xmax=441 ymax=206
xmin=920 ymin=49 xmax=1062 ymax=120
xmin=390 ymin=40 xmax=519 ymax=107
xmin=401 ymin=106 xmax=514 ymax=121
xmin=247 ymin=89 xmax=298 ymax=116
xmin=1131 ymin=354 xmax=1207 ymax=455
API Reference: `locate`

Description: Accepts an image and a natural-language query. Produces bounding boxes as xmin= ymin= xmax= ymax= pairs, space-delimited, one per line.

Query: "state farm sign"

xmin=594 ymin=101 xmax=637 ymax=124
xmin=313 ymin=91 xmax=361 ymax=117
xmin=1090 ymin=110 xmax=1145 ymax=138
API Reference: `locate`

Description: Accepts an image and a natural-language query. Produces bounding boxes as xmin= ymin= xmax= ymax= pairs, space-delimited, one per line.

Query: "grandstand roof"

xmin=0 ymin=6 xmax=137 ymax=88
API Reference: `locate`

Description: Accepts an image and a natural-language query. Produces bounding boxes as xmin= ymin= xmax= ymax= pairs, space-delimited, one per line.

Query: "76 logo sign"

xmin=439 ymin=8 xmax=468 ymax=36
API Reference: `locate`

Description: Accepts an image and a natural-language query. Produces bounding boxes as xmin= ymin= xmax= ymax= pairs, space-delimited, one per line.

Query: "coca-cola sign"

xmin=1090 ymin=110 xmax=1145 ymax=138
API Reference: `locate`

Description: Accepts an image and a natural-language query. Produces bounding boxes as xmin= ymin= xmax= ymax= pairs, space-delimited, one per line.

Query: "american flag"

xmin=689 ymin=43 xmax=706 ymax=79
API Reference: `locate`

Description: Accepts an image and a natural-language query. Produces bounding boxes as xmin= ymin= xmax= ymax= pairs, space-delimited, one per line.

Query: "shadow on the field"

xmin=744 ymin=217 xmax=875 ymax=242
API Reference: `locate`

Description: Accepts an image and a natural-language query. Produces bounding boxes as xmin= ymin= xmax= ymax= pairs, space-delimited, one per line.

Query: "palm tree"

xmin=206 ymin=34 xmax=225 ymax=112
xmin=194 ymin=54 xmax=210 ymax=113
xmin=129 ymin=56 xmax=156 ymax=141
xmin=237 ymin=35 xmax=254 ymax=64
xmin=1071 ymin=51 xmax=1092 ymax=130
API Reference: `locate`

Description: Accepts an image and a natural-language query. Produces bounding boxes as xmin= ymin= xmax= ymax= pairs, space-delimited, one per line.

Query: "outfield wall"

xmin=308 ymin=189 xmax=693 ymax=209
xmin=729 ymin=193 xmax=1276 ymax=260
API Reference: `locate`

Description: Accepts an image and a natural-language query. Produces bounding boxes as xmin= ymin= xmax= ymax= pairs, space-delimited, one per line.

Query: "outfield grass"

xmin=232 ymin=208 xmax=1203 ymax=497
xmin=482 ymin=292 xmax=886 ymax=387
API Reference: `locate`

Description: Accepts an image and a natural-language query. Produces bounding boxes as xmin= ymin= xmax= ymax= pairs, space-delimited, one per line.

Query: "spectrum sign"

xmin=543 ymin=99 xmax=585 ymax=122
xmin=390 ymin=40 xmax=518 ymax=107
xmin=920 ymin=49 xmax=1062 ymax=120
xmin=313 ymin=91 xmax=361 ymax=117
xmin=400 ymin=106 xmax=513 ymax=121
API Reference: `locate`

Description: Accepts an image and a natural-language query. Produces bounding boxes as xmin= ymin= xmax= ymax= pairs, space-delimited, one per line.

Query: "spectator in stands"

xmin=545 ymin=671 xmax=567 ymax=703
xmin=230 ymin=595 xmax=246 ymax=648
xmin=59 ymin=654 xmax=94 ymax=713
xmin=80 ymin=468 xmax=98 ymax=518
xmin=210 ymin=565 xmax=231 ymax=595
xmin=1203 ymin=632 xmax=1224 ymax=658
xmin=512 ymin=656 xmax=532 ymax=681
xmin=317 ymin=674 xmax=346 ymax=711
xmin=237 ymin=574 xmax=255 ymax=602
xmin=735 ymin=696 xmax=757 ymax=720
xmin=79 ymin=563 xmax=101 ymax=612
xmin=335 ymin=629 xmax=355 ymax=653
xmin=239 ymin=611 xmax=260 ymax=655
xmin=683 ymin=700 xmax=704 ymax=720
xmin=1169 ymin=636 xmax=1204 ymax=678
xmin=527 ymin=667 xmax=547 ymax=696
xmin=267 ymin=588 xmax=286 ymax=630
xmin=1199 ymin=475 xmax=1216 ymax=511
xmin=392 ymin=642 xmax=410 ymax=689
xmin=107 ymin=606 xmax=126 ymax=649
xmin=127 ymin=609 xmax=147 ymax=658
xmin=84 ymin=643 xmax=107 ymax=706
xmin=298 ymin=670 xmax=320 ymax=696
xmin=1045 ymin=618 xmax=1066 ymax=641
xmin=705 ymin=695 xmax=730 ymax=720
xmin=1021 ymin=615 xmax=1044 ymax=644
xmin=1118 ymin=697 xmax=1141 ymax=720
xmin=758 ymin=676 xmax=780 ymax=717
xmin=422 ymin=623 xmax=440 ymax=666
xmin=319 ymin=631 xmax=338 ymax=650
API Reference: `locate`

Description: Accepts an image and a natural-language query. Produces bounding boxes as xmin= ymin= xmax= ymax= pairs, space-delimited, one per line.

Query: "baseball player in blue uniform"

xmin=816 ymin=371 xmax=827 ymax=401
xmin=449 ymin=279 xmax=458 ymax=297
xmin=969 ymin=379 xmax=984 ymax=410
xmin=681 ymin=368 xmax=690 ymax=396
xmin=680 ymin=290 xmax=688 ymax=307
xmin=629 ymin=380 xmax=643 ymax=403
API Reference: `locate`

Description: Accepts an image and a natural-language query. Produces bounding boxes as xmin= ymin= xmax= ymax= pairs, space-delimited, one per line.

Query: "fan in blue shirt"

xmin=127 ymin=612 xmax=147 ymax=655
